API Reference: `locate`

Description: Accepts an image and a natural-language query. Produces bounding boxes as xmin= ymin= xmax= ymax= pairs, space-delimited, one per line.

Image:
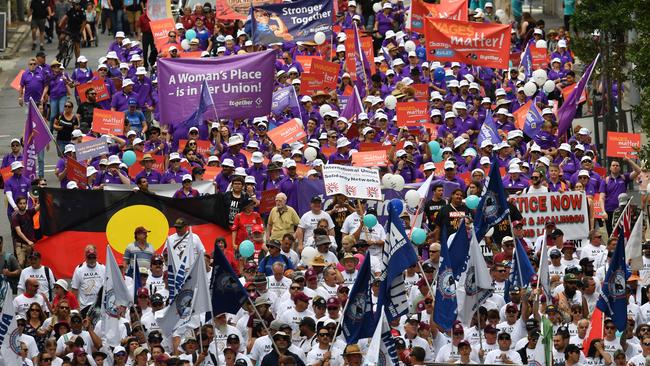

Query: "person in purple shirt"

xmin=111 ymin=79 xmax=139 ymax=112
xmin=599 ymin=157 xmax=642 ymax=232
xmin=549 ymin=40 xmax=574 ymax=67
xmin=502 ymin=164 xmax=529 ymax=192
xmin=43 ymin=61 xmax=71 ymax=124
xmin=494 ymin=108 xmax=516 ymax=132
xmin=173 ymin=174 xmax=200 ymax=198
xmin=134 ymin=154 xmax=163 ymax=184
xmin=132 ymin=67 xmax=153 ymax=110
xmin=327 ymin=137 xmax=352 ymax=164
xmin=2 ymin=139 xmax=23 ymax=169
xmin=19 ymin=58 xmax=46 ymax=107
xmin=100 ymin=155 xmax=132 ymax=185
xmin=4 ymin=161 xmax=32 ymax=219
xmin=548 ymin=58 xmax=566 ymax=81
xmin=55 ymin=144 xmax=77 ymax=188
xmin=438 ymin=160 xmax=467 ymax=192
xmin=221 ymin=135 xmax=249 ymax=169
xmin=161 ymin=152 xmax=190 ymax=184
xmin=438 ymin=112 xmax=463 ymax=138
xmin=214 ymin=158 xmax=235 ymax=192
xmin=108 ymin=31 xmax=127 ymax=61
xmin=393 ymin=151 xmax=422 ymax=183
xmin=494 ymin=143 xmax=512 ymax=168
xmin=573 ymin=169 xmax=599 ymax=196
xmin=375 ymin=3 xmax=394 ymax=35
xmin=279 ymin=160 xmax=301 ymax=208
xmin=246 ymin=152 xmax=267 ymax=189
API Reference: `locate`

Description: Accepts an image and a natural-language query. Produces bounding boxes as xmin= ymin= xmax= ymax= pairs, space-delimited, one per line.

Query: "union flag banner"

xmin=409 ymin=0 xmax=467 ymax=33
xmin=35 ymin=189 xmax=230 ymax=278
xmin=424 ymin=18 xmax=511 ymax=69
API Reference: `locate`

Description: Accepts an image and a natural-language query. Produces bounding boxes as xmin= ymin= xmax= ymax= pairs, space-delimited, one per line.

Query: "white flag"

xmin=627 ymin=211 xmax=645 ymax=271
xmin=365 ymin=310 xmax=398 ymax=366
xmin=0 ymin=284 xmax=22 ymax=366
xmin=101 ymin=247 xmax=132 ymax=346
xmin=537 ymin=233 xmax=551 ymax=298
xmin=409 ymin=174 xmax=434 ymax=229
xmin=458 ymin=229 xmax=494 ymax=325
xmin=158 ymin=253 xmax=211 ymax=335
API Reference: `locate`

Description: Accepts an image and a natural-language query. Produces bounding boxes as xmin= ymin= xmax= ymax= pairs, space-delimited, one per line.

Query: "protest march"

xmin=3 ymin=0 xmax=650 ymax=365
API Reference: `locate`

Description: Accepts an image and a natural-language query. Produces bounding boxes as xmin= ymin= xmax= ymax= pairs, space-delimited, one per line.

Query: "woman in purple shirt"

xmin=375 ymin=3 xmax=395 ymax=37
xmin=43 ymin=61 xmax=71 ymax=125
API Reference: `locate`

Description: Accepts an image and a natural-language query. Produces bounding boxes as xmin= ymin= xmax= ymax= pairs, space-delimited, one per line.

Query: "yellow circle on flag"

xmin=105 ymin=205 xmax=169 ymax=254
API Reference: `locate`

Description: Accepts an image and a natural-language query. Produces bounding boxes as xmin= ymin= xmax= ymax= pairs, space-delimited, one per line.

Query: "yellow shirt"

xmin=268 ymin=206 xmax=300 ymax=241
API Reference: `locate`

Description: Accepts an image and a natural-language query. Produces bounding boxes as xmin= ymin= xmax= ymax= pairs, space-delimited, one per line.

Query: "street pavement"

xmin=0 ymin=29 xmax=116 ymax=251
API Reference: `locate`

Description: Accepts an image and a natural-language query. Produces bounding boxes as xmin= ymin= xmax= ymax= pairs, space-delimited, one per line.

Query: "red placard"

xmin=359 ymin=142 xmax=391 ymax=152
xmin=295 ymin=55 xmax=321 ymax=73
xmin=530 ymin=46 xmax=548 ymax=70
xmin=267 ymin=119 xmax=307 ymax=147
xmin=351 ymin=150 xmax=388 ymax=167
xmin=66 ymin=158 xmax=87 ymax=189
xmin=92 ymin=109 xmax=125 ymax=135
xmin=606 ymin=132 xmax=641 ymax=158
xmin=259 ymin=188 xmax=280 ymax=214
xmin=300 ymin=73 xmax=325 ymax=95
xmin=202 ymin=166 xmax=223 ymax=181
xmin=425 ymin=18 xmax=511 ymax=69
xmin=592 ymin=193 xmax=606 ymax=219
xmin=310 ymin=58 xmax=339 ymax=92
xmin=150 ymin=18 xmax=176 ymax=51
xmin=561 ymin=83 xmax=588 ymax=104
xmin=295 ymin=163 xmax=311 ymax=177
xmin=512 ymin=100 xmax=532 ymax=130
xmin=1 ymin=166 xmax=12 ymax=182
xmin=179 ymin=51 xmax=203 ymax=58
xmin=128 ymin=153 xmax=166 ymax=177
xmin=76 ymin=79 xmax=110 ymax=103
xmin=321 ymin=146 xmax=336 ymax=158
xmin=344 ymin=29 xmax=375 ymax=81
xmin=11 ymin=70 xmax=24 ymax=91
xmin=396 ymin=102 xmax=429 ymax=127
xmin=410 ymin=0 xmax=467 ymax=32
xmin=593 ymin=167 xmax=607 ymax=178
xmin=178 ymin=139 xmax=212 ymax=156
xmin=112 ymin=77 xmax=123 ymax=91
xmin=412 ymin=84 xmax=429 ymax=101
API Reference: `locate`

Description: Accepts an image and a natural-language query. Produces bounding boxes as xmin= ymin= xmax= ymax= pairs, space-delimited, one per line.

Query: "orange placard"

xmin=344 ymin=29 xmax=375 ymax=81
xmin=310 ymin=58 xmax=339 ymax=92
xmin=458 ymin=171 xmax=471 ymax=185
xmin=410 ymin=0 xmax=467 ymax=32
xmin=128 ymin=153 xmax=165 ymax=177
xmin=351 ymin=150 xmax=388 ymax=167
xmin=424 ymin=18 xmax=511 ymax=69
xmin=396 ymin=101 xmax=429 ymax=127
xmin=561 ymin=83 xmax=588 ymax=104
xmin=178 ymin=139 xmax=212 ymax=156
xmin=295 ymin=55 xmax=321 ymax=73
xmin=512 ymin=100 xmax=532 ymax=130
xmin=300 ymin=73 xmax=325 ymax=95
xmin=259 ymin=188 xmax=280 ymax=214
xmin=412 ymin=84 xmax=429 ymax=101
xmin=76 ymin=79 xmax=110 ymax=103
xmin=66 ymin=158 xmax=87 ymax=189
xmin=321 ymin=146 xmax=336 ymax=158
xmin=202 ymin=166 xmax=223 ymax=181
xmin=92 ymin=109 xmax=125 ymax=135
xmin=593 ymin=193 xmax=606 ymax=219
xmin=267 ymin=118 xmax=307 ymax=147
xmin=530 ymin=46 xmax=548 ymax=70
xmin=359 ymin=142 xmax=391 ymax=152
xmin=295 ymin=163 xmax=311 ymax=177
xmin=606 ymin=132 xmax=641 ymax=158
xmin=11 ymin=70 xmax=25 ymax=91
xmin=1 ymin=166 xmax=12 ymax=182
xmin=150 ymin=18 xmax=176 ymax=51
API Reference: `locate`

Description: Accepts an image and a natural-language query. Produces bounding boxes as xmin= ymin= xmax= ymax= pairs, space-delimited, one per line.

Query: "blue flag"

xmin=477 ymin=112 xmax=501 ymax=148
xmin=523 ymin=103 xmax=544 ymax=139
xmin=377 ymin=200 xmax=419 ymax=322
xmin=342 ymin=253 xmax=376 ymax=343
xmin=434 ymin=220 xmax=467 ymax=331
xmin=181 ymin=80 xmax=214 ymax=128
xmin=503 ymin=238 xmax=536 ymax=302
xmin=520 ymin=44 xmax=533 ymax=78
xmin=597 ymin=234 xmax=628 ymax=331
xmin=132 ymin=259 xmax=141 ymax=301
xmin=474 ymin=157 xmax=510 ymax=240
xmin=271 ymin=86 xmax=293 ymax=115
xmin=449 ymin=220 xmax=471 ymax=278
xmin=210 ymin=245 xmax=249 ymax=316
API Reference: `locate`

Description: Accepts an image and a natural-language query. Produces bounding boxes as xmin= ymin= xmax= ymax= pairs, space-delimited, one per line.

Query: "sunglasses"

xmin=497 ymin=269 xmax=507 ymax=273
xmin=429 ymin=250 xmax=439 ymax=253
xmin=11 ymin=143 xmax=20 ymax=147
xmin=41 ymin=358 xmax=53 ymax=363
xmin=606 ymin=326 xmax=616 ymax=330
xmin=338 ymin=288 xmax=349 ymax=294
xmin=290 ymin=286 xmax=301 ymax=290
xmin=65 ymin=105 xmax=73 ymax=108
xmin=29 ymin=63 xmax=36 ymax=65
xmin=318 ymin=333 xmax=330 ymax=337
xmin=425 ymin=300 xmax=433 ymax=304
xmin=59 ymin=306 xmax=70 ymax=310
xmin=643 ymin=343 xmax=650 ymax=347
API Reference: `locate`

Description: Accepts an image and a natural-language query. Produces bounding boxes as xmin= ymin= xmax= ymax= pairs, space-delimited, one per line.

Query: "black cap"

xmin=313 ymin=297 xmax=326 ymax=307
xmin=36 ymin=51 xmax=47 ymax=57
xmin=148 ymin=331 xmax=163 ymax=342
xmin=394 ymin=337 xmax=406 ymax=348
xmin=643 ymin=241 xmax=650 ymax=250
xmin=311 ymin=195 xmax=322 ymax=203
xmin=556 ymin=325 xmax=570 ymax=337
xmin=551 ymin=229 xmax=564 ymax=238
xmin=422 ymin=262 xmax=435 ymax=272
xmin=227 ymin=334 xmax=240 ymax=343
xmin=150 ymin=293 xmax=164 ymax=305
xmin=525 ymin=318 xmax=539 ymax=330
xmin=579 ymin=257 xmax=594 ymax=266
xmin=366 ymin=207 xmax=377 ymax=215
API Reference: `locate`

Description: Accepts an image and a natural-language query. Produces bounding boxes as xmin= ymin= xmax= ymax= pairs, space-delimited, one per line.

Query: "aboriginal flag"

xmin=35 ymin=188 xmax=230 ymax=279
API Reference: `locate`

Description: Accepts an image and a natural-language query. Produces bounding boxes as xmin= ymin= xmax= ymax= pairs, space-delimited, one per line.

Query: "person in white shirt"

xmin=628 ymin=335 xmax=650 ymax=366
xmin=560 ymin=242 xmax=580 ymax=268
xmin=145 ymin=254 xmax=168 ymax=302
xmin=14 ymin=278 xmax=47 ymax=317
xmin=580 ymin=229 xmax=608 ymax=261
xmin=484 ymin=332 xmax=523 ymax=364
xmin=295 ymin=196 xmax=335 ymax=251
xmin=548 ymin=249 xmax=566 ymax=284
xmin=279 ymin=291 xmax=315 ymax=342
xmin=340 ymin=253 xmax=359 ymax=287
xmin=523 ymin=170 xmax=549 ymax=194
xmin=210 ymin=313 xmax=244 ymax=355
xmin=316 ymin=267 xmax=340 ymax=300
xmin=71 ymin=245 xmax=106 ymax=310
xmin=165 ymin=217 xmax=206 ymax=267
xmin=18 ymin=251 xmax=56 ymax=301
xmin=280 ymin=234 xmax=300 ymax=265
xmin=306 ymin=327 xmax=343 ymax=366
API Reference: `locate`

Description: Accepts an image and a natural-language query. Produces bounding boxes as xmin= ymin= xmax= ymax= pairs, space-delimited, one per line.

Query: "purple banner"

xmin=23 ymin=99 xmax=53 ymax=180
xmin=157 ymin=50 xmax=276 ymax=124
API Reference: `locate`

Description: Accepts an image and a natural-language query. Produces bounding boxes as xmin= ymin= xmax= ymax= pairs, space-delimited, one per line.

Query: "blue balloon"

xmin=185 ymin=29 xmax=197 ymax=41
xmin=122 ymin=150 xmax=136 ymax=167
xmin=411 ymin=228 xmax=426 ymax=245
xmin=390 ymin=199 xmax=403 ymax=216
xmin=466 ymin=195 xmax=480 ymax=209
xmin=428 ymin=140 xmax=441 ymax=156
xmin=434 ymin=67 xmax=445 ymax=82
xmin=363 ymin=214 xmax=378 ymax=228
xmin=432 ymin=152 xmax=443 ymax=163
xmin=239 ymin=240 xmax=255 ymax=257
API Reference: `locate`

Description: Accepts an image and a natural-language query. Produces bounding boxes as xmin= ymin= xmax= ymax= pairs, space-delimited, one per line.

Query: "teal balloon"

xmin=363 ymin=214 xmax=378 ymax=228
xmin=466 ymin=195 xmax=480 ymax=209
xmin=411 ymin=228 xmax=426 ymax=245
xmin=428 ymin=140 xmax=441 ymax=155
xmin=432 ymin=152 xmax=443 ymax=163
xmin=185 ymin=29 xmax=197 ymax=41
xmin=122 ymin=150 xmax=136 ymax=167
xmin=239 ymin=240 xmax=255 ymax=257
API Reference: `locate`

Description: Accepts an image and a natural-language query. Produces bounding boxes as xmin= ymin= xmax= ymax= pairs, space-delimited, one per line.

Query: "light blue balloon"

xmin=185 ymin=29 xmax=197 ymax=41
xmin=466 ymin=195 xmax=480 ymax=209
xmin=122 ymin=150 xmax=136 ymax=167
xmin=363 ymin=214 xmax=378 ymax=228
xmin=390 ymin=199 xmax=403 ymax=216
xmin=428 ymin=140 xmax=441 ymax=156
xmin=239 ymin=240 xmax=255 ymax=257
xmin=411 ymin=228 xmax=426 ymax=245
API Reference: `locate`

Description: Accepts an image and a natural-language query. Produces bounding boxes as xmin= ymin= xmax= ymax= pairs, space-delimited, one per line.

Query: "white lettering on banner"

xmin=165 ymin=69 xmax=264 ymax=97
xmin=449 ymin=32 xmax=505 ymax=49
xmin=509 ymin=192 xmax=589 ymax=241
xmin=322 ymin=164 xmax=382 ymax=200
xmin=0 ymin=313 xmax=12 ymax=344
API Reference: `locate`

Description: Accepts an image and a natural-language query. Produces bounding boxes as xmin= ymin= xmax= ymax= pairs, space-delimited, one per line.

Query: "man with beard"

xmin=555 ymin=273 xmax=588 ymax=321
xmin=76 ymin=88 xmax=101 ymax=133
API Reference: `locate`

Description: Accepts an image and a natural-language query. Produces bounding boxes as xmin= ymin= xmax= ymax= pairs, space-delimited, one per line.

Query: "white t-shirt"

xmin=580 ymin=242 xmax=608 ymax=262
xmin=341 ymin=212 xmax=362 ymax=235
xmin=316 ymin=283 xmax=338 ymax=300
xmin=341 ymin=270 xmax=358 ymax=287
xmin=267 ymin=275 xmax=292 ymax=298
xmin=71 ymin=262 xmax=106 ymax=308
xmin=165 ymin=232 xmax=206 ymax=267
xmin=306 ymin=344 xmax=342 ymax=366
xmin=13 ymin=293 xmax=47 ymax=316
xmin=298 ymin=211 xmax=335 ymax=243
xmin=484 ymin=349 xmax=522 ymax=364
xmin=18 ymin=266 xmax=56 ymax=297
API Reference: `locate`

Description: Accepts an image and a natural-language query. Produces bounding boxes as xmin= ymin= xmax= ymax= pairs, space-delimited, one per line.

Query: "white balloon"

xmin=181 ymin=39 xmax=190 ymax=51
xmin=381 ymin=173 xmax=394 ymax=188
xmin=543 ymin=80 xmax=556 ymax=93
xmin=404 ymin=40 xmax=416 ymax=53
xmin=405 ymin=189 xmax=420 ymax=207
xmin=373 ymin=3 xmax=382 ymax=12
xmin=294 ymin=118 xmax=304 ymax=128
xmin=535 ymin=39 xmax=548 ymax=49
xmin=304 ymin=147 xmax=317 ymax=162
xmin=314 ymin=31 xmax=326 ymax=45
xmin=523 ymin=81 xmax=537 ymax=97
xmin=532 ymin=69 xmax=547 ymax=86
xmin=389 ymin=174 xmax=405 ymax=191
xmin=385 ymin=95 xmax=397 ymax=110
xmin=319 ymin=104 xmax=332 ymax=117
xmin=495 ymin=9 xmax=505 ymax=18
xmin=301 ymin=247 xmax=318 ymax=264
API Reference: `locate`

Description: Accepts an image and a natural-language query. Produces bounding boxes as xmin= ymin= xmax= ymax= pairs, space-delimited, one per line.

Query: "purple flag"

xmin=23 ymin=99 xmax=54 ymax=180
xmin=157 ymin=50 xmax=276 ymax=124
xmin=340 ymin=86 xmax=365 ymax=123
xmin=181 ymin=80 xmax=214 ymax=128
xmin=353 ymin=23 xmax=371 ymax=97
xmin=523 ymin=103 xmax=544 ymax=138
xmin=557 ymin=55 xmax=599 ymax=137
xmin=477 ymin=112 xmax=500 ymax=147
xmin=519 ymin=43 xmax=533 ymax=78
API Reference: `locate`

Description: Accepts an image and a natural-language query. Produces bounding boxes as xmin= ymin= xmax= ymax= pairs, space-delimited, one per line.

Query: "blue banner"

xmin=474 ymin=157 xmax=510 ymax=240
xmin=597 ymin=234 xmax=628 ymax=331
xmin=248 ymin=0 xmax=333 ymax=45
xmin=342 ymin=253 xmax=376 ymax=343
xmin=503 ymin=238 xmax=536 ymax=302
xmin=271 ymin=86 xmax=300 ymax=115
xmin=523 ymin=104 xmax=544 ymax=139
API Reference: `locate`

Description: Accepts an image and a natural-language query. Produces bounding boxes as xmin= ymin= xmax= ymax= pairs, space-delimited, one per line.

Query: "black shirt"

xmin=76 ymin=101 xmax=100 ymax=133
xmin=424 ymin=198 xmax=446 ymax=231
xmin=66 ymin=6 xmax=85 ymax=32
xmin=435 ymin=203 xmax=470 ymax=238
xmin=30 ymin=0 xmax=49 ymax=19
xmin=491 ymin=202 xmax=523 ymax=246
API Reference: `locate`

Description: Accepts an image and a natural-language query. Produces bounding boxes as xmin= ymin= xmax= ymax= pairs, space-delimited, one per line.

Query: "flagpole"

xmin=534 ymin=228 xmax=547 ymax=311
xmin=476 ymin=311 xmax=484 ymax=363
xmin=329 ymin=298 xmax=349 ymax=352
xmin=246 ymin=297 xmax=281 ymax=355
xmin=611 ymin=198 xmax=632 ymax=237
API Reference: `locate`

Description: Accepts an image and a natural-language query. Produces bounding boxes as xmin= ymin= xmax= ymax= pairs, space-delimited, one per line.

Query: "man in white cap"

xmin=328 ymin=137 xmax=353 ymax=164
xmin=222 ymin=135 xmax=249 ymax=169
xmin=54 ymin=144 xmax=76 ymax=188
xmin=503 ymin=163 xmax=529 ymax=192
xmin=4 ymin=161 xmax=33 ymax=220
xmin=111 ymin=78 xmax=139 ymax=112
xmin=342 ymin=1 xmax=364 ymax=29
xmin=162 ymin=152 xmax=190 ymax=184
xmin=550 ymin=39 xmax=574 ymax=66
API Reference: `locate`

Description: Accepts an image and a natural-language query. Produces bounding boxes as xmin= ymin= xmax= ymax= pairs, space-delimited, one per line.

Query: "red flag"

xmin=583 ymin=307 xmax=604 ymax=355
xmin=512 ymin=100 xmax=533 ymax=130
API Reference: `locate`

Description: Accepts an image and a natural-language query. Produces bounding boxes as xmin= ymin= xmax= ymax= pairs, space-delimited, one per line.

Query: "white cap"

xmin=228 ymin=135 xmax=244 ymax=146
xmin=453 ymin=136 xmax=468 ymax=149
xmin=386 ymin=69 xmax=395 ymax=76
xmin=64 ymin=144 xmax=76 ymax=154
xmin=245 ymin=175 xmax=257 ymax=184
xmin=441 ymin=147 xmax=453 ymax=154
xmin=559 ymin=143 xmax=571 ymax=151
xmin=510 ymin=158 xmax=522 ymax=165
xmin=402 ymin=77 xmax=413 ymax=86
xmin=430 ymin=109 xmax=442 ymax=117
xmin=530 ymin=144 xmax=542 ymax=153
xmin=175 ymin=23 xmax=184 ymax=30
xmin=130 ymin=54 xmax=142 ymax=62
xmin=443 ymin=160 xmax=455 ymax=170
xmin=168 ymin=46 xmax=178 ymax=52
xmin=423 ymin=162 xmax=435 ymax=171
xmin=247 ymin=140 xmax=260 ymax=149
xmin=448 ymin=80 xmax=459 ymax=88
xmin=444 ymin=111 xmax=456 ymax=120
xmin=495 ymin=88 xmax=506 ymax=96
xmin=10 ymin=161 xmax=24 ymax=171
xmin=126 ymin=130 xmax=137 ymax=137
xmin=291 ymin=149 xmax=303 ymax=157
xmin=301 ymin=96 xmax=312 ymax=103
xmin=169 ymin=152 xmax=181 ymax=161
xmin=337 ymin=32 xmax=347 ymax=41
xmin=459 ymin=80 xmax=469 ymax=88
xmin=430 ymin=92 xmax=443 ymax=101
xmin=383 ymin=2 xmax=392 ymax=8
xmin=182 ymin=174 xmax=193 ymax=182
xmin=336 ymin=137 xmax=351 ymax=148
xmin=574 ymin=144 xmax=585 ymax=151
xmin=77 ymin=55 xmax=88 ymax=63
xmin=471 ymin=168 xmax=485 ymax=176
xmin=284 ymin=159 xmax=297 ymax=168
xmin=222 ymin=158 xmax=235 ymax=167
xmin=97 ymin=63 xmax=108 ymax=70
xmin=482 ymin=97 xmax=492 ymax=104
xmin=403 ymin=141 xmax=414 ymax=149
xmin=107 ymin=155 xmax=121 ymax=165
xmin=224 ymin=35 xmax=234 ymax=41
xmin=311 ymin=159 xmax=324 ymax=167
xmin=122 ymin=37 xmax=131 ymax=45
xmin=86 ymin=166 xmax=97 ymax=177
xmin=71 ymin=129 xmax=83 ymax=138
xmin=336 ymin=44 xmax=346 ymax=53
xmin=66 ymin=181 xmax=78 ymax=189
xmin=451 ymin=62 xmax=460 ymax=68
xmin=480 ymin=156 xmax=491 ymax=165
xmin=408 ymin=51 xmax=417 ymax=58
xmin=462 ymin=149 xmax=477 ymax=157
xmin=558 ymin=40 xmax=567 ymax=48
xmin=496 ymin=108 xmax=508 ymax=115
xmin=508 ymin=164 xmax=522 ymax=174
xmin=292 ymin=79 xmax=301 ymax=85
xmin=385 ymin=30 xmax=395 ymax=39
xmin=581 ymin=156 xmax=592 ymax=162
xmin=115 ymin=31 xmax=125 ymax=38
xmin=453 ymin=101 xmax=467 ymax=110
xmin=578 ymin=127 xmax=591 ymax=135
xmin=348 ymin=0 xmax=357 ymax=6
xmin=538 ymin=156 xmax=551 ymax=166
xmin=396 ymin=149 xmax=406 ymax=158
xmin=122 ymin=78 xmax=134 ymax=87
xmin=207 ymin=155 xmax=220 ymax=163
xmin=237 ymin=29 xmax=247 ymax=38
xmin=391 ymin=59 xmax=404 ymax=67
xmin=361 ymin=127 xmax=374 ymax=135
xmin=542 ymin=108 xmax=553 ymax=116
xmin=132 ymin=138 xmax=144 ymax=145
xmin=469 ymin=82 xmax=480 ymax=90
xmin=485 ymin=2 xmax=493 ymax=6
xmin=551 ymin=57 xmax=562 ymax=64
xmin=507 ymin=130 xmax=523 ymax=139
xmin=107 ymin=51 xmax=119 ymax=59
xmin=251 ymin=151 xmax=264 ymax=164
xmin=534 ymin=28 xmax=543 ymax=35
xmin=578 ymin=169 xmax=590 ymax=177
xmin=306 ymin=169 xmax=318 ymax=177
xmin=217 ymin=46 xmax=226 ymax=53
xmin=480 ymin=140 xmax=494 ymax=149
xmin=136 ymin=67 xmax=147 ymax=75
